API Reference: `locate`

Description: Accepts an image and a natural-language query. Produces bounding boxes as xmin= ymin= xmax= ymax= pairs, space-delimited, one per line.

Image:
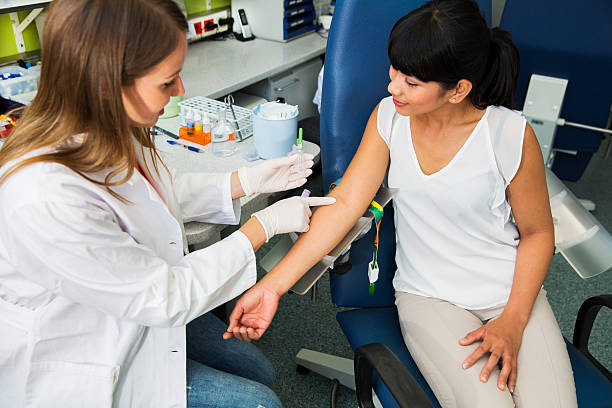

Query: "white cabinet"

xmin=243 ymin=57 xmax=322 ymax=120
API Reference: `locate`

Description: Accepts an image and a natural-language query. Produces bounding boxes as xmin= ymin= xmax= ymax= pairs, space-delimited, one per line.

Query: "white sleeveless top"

xmin=376 ymin=96 xmax=526 ymax=309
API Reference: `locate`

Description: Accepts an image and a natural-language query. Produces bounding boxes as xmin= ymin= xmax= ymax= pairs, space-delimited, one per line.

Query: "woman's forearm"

xmin=502 ymin=230 xmax=554 ymax=326
xmin=260 ymin=190 xmax=374 ymax=294
xmin=238 ymin=217 xmax=267 ymax=252
xmin=260 ymin=125 xmax=390 ymax=293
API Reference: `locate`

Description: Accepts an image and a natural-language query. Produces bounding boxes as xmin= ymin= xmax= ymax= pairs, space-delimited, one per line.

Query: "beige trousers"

xmin=395 ymin=290 xmax=578 ymax=408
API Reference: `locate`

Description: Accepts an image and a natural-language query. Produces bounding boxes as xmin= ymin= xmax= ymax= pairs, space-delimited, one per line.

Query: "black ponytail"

xmin=472 ymin=27 xmax=520 ymax=109
xmin=388 ymin=0 xmax=521 ymax=110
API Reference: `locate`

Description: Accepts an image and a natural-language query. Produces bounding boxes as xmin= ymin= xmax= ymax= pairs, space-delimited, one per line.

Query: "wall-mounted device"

xmin=235 ymin=8 xmax=254 ymax=41
xmin=232 ymin=0 xmax=319 ymax=42
xmin=186 ymin=7 xmax=233 ymax=43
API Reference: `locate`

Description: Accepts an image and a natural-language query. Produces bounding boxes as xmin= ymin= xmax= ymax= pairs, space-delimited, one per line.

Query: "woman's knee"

xmin=187 ymin=379 xmax=282 ymax=408
xmin=249 ymin=348 xmax=276 ymax=388
xmin=245 ymin=381 xmax=282 ymax=408
xmin=187 ymin=358 xmax=281 ymax=408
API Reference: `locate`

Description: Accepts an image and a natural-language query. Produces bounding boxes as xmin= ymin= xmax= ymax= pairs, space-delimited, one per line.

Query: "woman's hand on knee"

xmin=458 ymin=316 xmax=525 ymax=393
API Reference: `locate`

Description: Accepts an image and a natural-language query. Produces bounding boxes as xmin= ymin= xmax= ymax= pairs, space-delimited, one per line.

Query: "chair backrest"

xmin=321 ymin=0 xmax=491 ymax=308
xmin=500 ymin=0 xmax=612 ymax=158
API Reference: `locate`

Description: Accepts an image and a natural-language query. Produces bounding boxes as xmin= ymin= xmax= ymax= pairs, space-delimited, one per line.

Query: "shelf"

xmin=0 ymin=1 xmax=50 ymax=14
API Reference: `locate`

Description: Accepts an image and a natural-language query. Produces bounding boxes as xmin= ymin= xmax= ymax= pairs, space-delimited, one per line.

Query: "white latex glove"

xmin=237 ymin=154 xmax=315 ymax=196
xmin=252 ymin=196 xmax=336 ymax=242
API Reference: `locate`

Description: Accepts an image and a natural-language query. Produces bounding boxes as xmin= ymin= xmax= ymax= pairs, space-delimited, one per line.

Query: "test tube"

xmin=289 ymin=189 xmax=312 ymax=243
xmin=296 ymin=128 xmax=305 ymax=172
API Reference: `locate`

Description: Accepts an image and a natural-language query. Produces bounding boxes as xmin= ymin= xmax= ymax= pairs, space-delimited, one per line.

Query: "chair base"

xmin=295 ymin=348 xmax=383 ymax=407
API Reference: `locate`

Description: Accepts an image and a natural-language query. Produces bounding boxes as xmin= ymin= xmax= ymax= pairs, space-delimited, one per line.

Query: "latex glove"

xmin=252 ymin=195 xmax=336 ymax=242
xmin=237 ymin=154 xmax=314 ymax=196
xmin=223 ymin=281 xmax=280 ymax=342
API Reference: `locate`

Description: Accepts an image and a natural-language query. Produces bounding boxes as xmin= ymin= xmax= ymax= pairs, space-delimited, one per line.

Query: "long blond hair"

xmin=0 ymin=0 xmax=187 ymax=199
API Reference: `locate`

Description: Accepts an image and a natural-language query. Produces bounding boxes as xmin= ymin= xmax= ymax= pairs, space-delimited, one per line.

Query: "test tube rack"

xmin=178 ymin=96 xmax=253 ymax=141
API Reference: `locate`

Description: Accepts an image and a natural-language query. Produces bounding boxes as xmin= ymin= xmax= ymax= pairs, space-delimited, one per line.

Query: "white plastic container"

xmin=0 ymin=66 xmax=39 ymax=99
xmin=252 ymin=102 xmax=298 ymax=159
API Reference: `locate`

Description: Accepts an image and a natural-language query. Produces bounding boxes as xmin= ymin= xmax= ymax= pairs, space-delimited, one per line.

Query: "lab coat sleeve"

xmin=173 ymin=172 xmax=241 ymax=224
xmin=3 ymin=197 xmax=256 ymax=328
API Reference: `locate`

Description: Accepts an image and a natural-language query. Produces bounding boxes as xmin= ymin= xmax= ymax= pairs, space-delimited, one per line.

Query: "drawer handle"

xmin=274 ymin=78 xmax=300 ymax=92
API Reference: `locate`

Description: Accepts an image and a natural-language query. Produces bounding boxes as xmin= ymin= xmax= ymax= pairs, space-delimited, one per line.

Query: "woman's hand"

xmin=459 ymin=315 xmax=525 ymax=393
xmin=237 ymin=154 xmax=314 ymax=196
xmin=223 ymin=281 xmax=281 ymax=342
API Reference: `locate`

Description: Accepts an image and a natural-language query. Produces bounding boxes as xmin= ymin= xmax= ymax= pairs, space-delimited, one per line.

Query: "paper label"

xmin=368 ymin=262 xmax=379 ymax=284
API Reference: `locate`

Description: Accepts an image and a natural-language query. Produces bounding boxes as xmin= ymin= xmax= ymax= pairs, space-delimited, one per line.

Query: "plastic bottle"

xmin=202 ymin=112 xmax=212 ymax=145
xmin=194 ymin=110 xmax=203 ymax=133
xmin=212 ymin=108 xmax=237 ymax=157
xmin=185 ymin=108 xmax=195 ymax=130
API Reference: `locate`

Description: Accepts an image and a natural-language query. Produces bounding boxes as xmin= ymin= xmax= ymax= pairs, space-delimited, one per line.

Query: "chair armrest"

xmin=354 ymin=343 xmax=433 ymax=408
xmin=572 ymin=294 xmax=612 ymax=382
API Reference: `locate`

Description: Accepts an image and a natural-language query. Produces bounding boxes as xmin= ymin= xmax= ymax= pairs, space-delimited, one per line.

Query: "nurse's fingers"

xmin=226 ymin=302 xmax=245 ymax=334
xmin=303 ymin=197 xmax=336 ymax=207
xmin=231 ymin=326 xmax=251 ymax=342
xmin=287 ymin=167 xmax=313 ymax=181
xmin=284 ymin=178 xmax=309 ymax=191
xmin=246 ymin=327 xmax=261 ymax=341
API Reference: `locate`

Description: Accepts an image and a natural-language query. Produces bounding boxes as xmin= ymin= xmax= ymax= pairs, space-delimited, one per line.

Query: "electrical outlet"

xmin=187 ymin=10 xmax=230 ymax=42
xmin=203 ymin=19 xmax=214 ymax=32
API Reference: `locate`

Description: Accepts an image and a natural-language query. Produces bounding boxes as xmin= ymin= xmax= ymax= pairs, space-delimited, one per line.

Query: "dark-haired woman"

xmin=225 ymin=0 xmax=578 ymax=406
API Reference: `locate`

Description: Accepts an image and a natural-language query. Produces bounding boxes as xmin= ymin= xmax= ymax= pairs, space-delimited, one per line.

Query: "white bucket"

xmin=252 ymin=103 xmax=298 ymax=159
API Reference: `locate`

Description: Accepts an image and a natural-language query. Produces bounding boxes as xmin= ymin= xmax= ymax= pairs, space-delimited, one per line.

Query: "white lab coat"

xmin=0 ymin=141 xmax=257 ymax=407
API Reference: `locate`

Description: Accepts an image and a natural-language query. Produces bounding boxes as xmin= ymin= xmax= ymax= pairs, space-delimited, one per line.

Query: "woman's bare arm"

xmin=460 ymin=123 xmax=554 ymax=392
xmin=260 ymin=104 xmax=391 ymax=294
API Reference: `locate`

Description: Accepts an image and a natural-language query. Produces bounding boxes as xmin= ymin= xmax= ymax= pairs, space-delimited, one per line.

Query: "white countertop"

xmin=180 ymin=33 xmax=327 ymax=99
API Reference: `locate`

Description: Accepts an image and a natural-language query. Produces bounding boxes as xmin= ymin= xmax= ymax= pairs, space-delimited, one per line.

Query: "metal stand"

xmin=295 ymin=349 xmax=383 ymax=408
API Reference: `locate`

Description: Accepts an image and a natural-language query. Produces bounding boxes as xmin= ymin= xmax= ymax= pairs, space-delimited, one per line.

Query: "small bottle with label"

xmin=185 ymin=108 xmax=195 ymax=130
xmin=194 ymin=111 xmax=203 ymax=133
xmin=212 ymin=108 xmax=237 ymax=157
xmin=193 ymin=111 xmax=203 ymax=144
